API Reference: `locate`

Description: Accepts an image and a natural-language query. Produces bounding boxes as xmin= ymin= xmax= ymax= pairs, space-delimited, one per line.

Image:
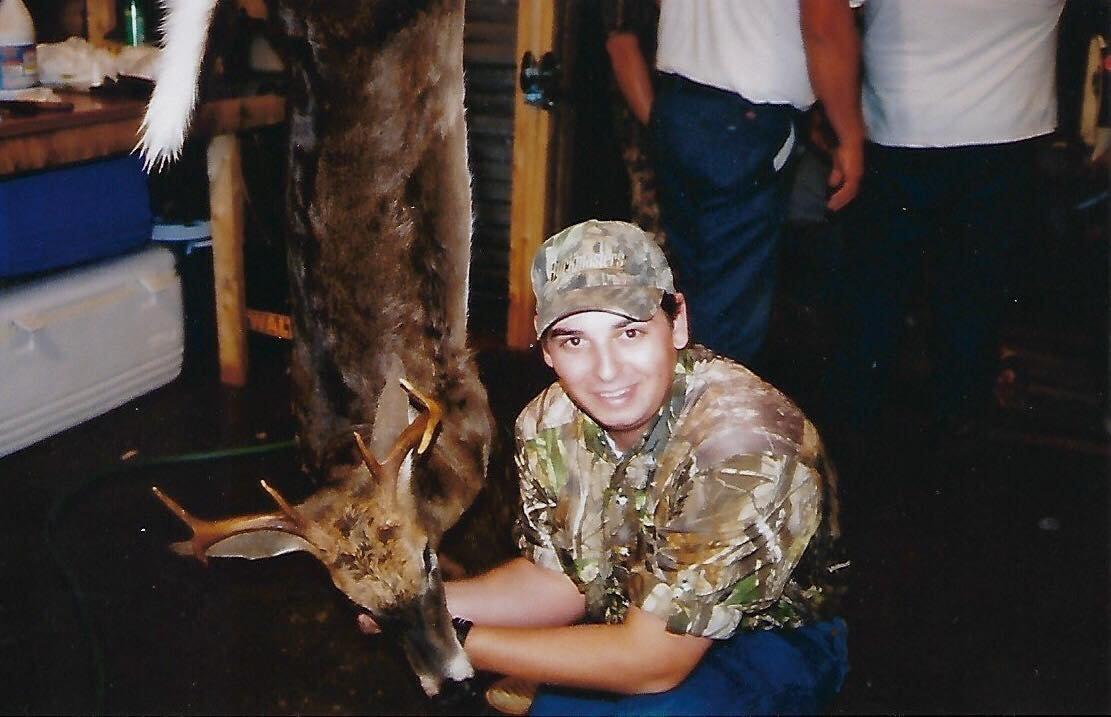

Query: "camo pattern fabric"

xmin=600 ymin=0 xmax=665 ymax=243
xmin=532 ymin=220 xmax=675 ymax=338
xmin=515 ymin=345 xmax=843 ymax=639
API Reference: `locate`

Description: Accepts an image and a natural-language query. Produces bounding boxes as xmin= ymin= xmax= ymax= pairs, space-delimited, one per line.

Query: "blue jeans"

xmin=651 ymin=73 xmax=798 ymax=365
xmin=530 ymin=619 xmax=849 ymax=716
xmin=829 ymin=139 xmax=1040 ymax=424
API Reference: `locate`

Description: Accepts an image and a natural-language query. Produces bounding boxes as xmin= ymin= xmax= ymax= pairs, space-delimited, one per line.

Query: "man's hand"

xmin=1090 ymin=127 xmax=1111 ymax=166
xmin=827 ymin=138 xmax=863 ymax=211
xmin=801 ymin=0 xmax=866 ymax=212
xmin=807 ymin=107 xmax=864 ymax=211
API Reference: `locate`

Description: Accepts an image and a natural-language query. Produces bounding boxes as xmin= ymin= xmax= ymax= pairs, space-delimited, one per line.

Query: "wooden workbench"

xmin=0 ymin=91 xmax=286 ymax=386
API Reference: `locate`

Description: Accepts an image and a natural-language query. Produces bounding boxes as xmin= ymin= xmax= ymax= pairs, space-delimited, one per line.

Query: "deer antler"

xmin=260 ymin=480 xmax=308 ymax=529
xmin=353 ymin=378 xmax=443 ymax=478
xmin=399 ymin=377 xmax=442 ymax=455
xmin=352 ymin=431 xmax=384 ymax=482
xmin=151 ymin=485 xmax=308 ymax=564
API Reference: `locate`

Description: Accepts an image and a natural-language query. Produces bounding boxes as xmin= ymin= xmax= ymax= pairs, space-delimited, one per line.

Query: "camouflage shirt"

xmin=515 ymin=345 xmax=843 ymax=639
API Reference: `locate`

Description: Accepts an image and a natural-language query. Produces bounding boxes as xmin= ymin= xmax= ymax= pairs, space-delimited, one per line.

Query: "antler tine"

xmin=352 ymin=430 xmax=384 ymax=480
xmin=151 ymin=485 xmax=194 ymax=528
xmin=151 ymin=486 xmax=211 ymax=564
xmin=399 ymin=377 xmax=442 ymax=455
xmin=354 ymin=379 xmax=442 ymax=482
xmin=259 ymin=480 xmax=307 ymax=529
xmin=151 ymin=485 xmax=307 ymax=565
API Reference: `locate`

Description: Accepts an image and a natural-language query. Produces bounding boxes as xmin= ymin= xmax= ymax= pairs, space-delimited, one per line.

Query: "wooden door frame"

xmin=505 ymin=0 xmax=578 ymax=349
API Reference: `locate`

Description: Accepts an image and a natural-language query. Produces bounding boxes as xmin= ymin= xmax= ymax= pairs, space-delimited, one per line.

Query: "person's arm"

xmin=446 ymin=556 xmax=585 ymax=627
xmin=800 ymin=0 xmax=865 ymax=211
xmin=606 ymin=31 xmax=655 ymax=125
xmin=358 ymin=555 xmax=708 ymax=693
xmin=355 ymin=557 xmax=583 ymax=636
xmin=357 ymin=556 xmax=708 ymax=693
xmin=466 ymin=605 xmax=710 ymax=695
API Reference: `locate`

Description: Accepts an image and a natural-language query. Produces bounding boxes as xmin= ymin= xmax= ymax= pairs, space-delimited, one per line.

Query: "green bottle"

xmin=121 ymin=0 xmax=145 ymax=46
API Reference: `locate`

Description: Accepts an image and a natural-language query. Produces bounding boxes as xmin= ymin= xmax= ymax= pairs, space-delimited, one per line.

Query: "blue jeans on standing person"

xmin=530 ymin=618 xmax=849 ymax=716
xmin=651 ymin=73 xmax=799 ymax=366
xmin=828 ymin=139 xmax=1041 ymax=426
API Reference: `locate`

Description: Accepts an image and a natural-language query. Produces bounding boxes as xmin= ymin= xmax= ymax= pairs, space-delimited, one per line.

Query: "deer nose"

xmin=356 ymin=612 xmax=382 ymax=635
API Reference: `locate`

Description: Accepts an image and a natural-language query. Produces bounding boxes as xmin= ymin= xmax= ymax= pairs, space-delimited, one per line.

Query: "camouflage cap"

xmin=532 ymin=219 xmax=675 ymax=337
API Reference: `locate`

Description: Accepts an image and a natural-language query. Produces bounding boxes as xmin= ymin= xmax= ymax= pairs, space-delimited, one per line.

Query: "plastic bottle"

xmin=121 ymin=0 xmax=146 ymax=46
xmin=0 ymin=0 xmax=36 ymax=90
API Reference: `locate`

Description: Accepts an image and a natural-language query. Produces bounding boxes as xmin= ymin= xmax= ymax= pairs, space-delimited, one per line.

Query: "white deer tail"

xmin=135 ymin=0 xmax=222 ymax=171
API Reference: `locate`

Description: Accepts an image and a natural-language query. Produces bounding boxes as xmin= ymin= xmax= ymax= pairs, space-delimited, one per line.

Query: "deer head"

xmin=152 ymin=378 xmax=472 ymax=696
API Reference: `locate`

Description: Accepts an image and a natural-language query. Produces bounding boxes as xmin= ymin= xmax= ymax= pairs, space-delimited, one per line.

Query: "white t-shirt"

xmin=656 ymin=0 xmax=815 ymax=110
xmin=861 ymin=0 xmax=1065 ymax=147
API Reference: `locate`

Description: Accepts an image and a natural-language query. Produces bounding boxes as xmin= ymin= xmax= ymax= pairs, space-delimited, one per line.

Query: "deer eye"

xmin=422 ymin=544 xmax=435 ymax=573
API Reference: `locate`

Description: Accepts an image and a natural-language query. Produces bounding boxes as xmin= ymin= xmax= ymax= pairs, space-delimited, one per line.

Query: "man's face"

xmin=541 ymin=300 xmax=689 ymax=451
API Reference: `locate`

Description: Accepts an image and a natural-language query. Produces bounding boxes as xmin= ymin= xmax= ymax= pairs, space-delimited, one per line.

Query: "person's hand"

xmin=1090 ymin=127 xmax=1110 ymax=167
xmin=827 ymin=138 xmax=863 ymax=211
xmin=356 ymin=612 xmax=381 ymax=635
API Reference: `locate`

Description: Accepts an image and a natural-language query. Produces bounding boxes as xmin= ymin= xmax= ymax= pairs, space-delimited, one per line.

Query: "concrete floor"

xmin=1 ymin=228 xmax=1108 ymax=714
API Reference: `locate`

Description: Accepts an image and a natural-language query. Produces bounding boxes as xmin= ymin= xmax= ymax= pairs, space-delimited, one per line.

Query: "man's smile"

xmin=596 ymin=386 xmax=635 ymax=403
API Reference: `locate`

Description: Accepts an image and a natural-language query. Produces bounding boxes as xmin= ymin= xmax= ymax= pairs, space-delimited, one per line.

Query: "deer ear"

xmin=396 ymin=450 xmax=416 ymax=507
xmin=371 ymin=357 xmax=410 ymax=464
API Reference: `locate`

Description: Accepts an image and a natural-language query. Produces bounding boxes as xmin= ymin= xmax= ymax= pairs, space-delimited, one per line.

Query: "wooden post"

xmin=207 ymin=134 xmax=249 ymax=387
xmin=86 ymin=0 xmax=116 ymax=46
xmin=505 ymin=0 xmax=558 ymax=349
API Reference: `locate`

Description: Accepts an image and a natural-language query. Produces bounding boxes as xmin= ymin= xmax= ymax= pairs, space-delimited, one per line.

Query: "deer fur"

xmin=140 ymin=0 xmax=494 ymax=697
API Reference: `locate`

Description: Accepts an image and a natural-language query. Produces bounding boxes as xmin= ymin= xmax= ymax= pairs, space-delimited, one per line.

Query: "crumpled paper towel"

xmin=37 ymin=37 xmax=159 ymax=90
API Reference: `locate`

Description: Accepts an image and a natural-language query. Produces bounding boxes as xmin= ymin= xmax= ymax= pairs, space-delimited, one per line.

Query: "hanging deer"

xmin=139 ymin=0 xmax=494 ymax=698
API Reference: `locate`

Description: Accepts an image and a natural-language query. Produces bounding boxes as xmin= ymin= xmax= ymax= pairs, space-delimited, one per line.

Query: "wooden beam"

xmin=0 ymin=118 xmax=139 ymax=175
xmin=86 ymin=0 xmax=116 ymax=46
xmin=505 ymin=0 xmax=558 ymax=349
xmin=0 ymin=94 xmax=286 ymax=175
xmin=207 ymin=134 xmax=249 ymax=386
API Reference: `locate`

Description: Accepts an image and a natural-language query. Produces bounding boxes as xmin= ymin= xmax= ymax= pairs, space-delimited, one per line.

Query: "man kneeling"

xmin=362 ymin=219 xmax=848 ymax=715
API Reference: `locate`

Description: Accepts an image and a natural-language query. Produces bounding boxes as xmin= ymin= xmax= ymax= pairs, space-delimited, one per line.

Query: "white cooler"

xmin=0 ymin=246 xmax=184 ymax=457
